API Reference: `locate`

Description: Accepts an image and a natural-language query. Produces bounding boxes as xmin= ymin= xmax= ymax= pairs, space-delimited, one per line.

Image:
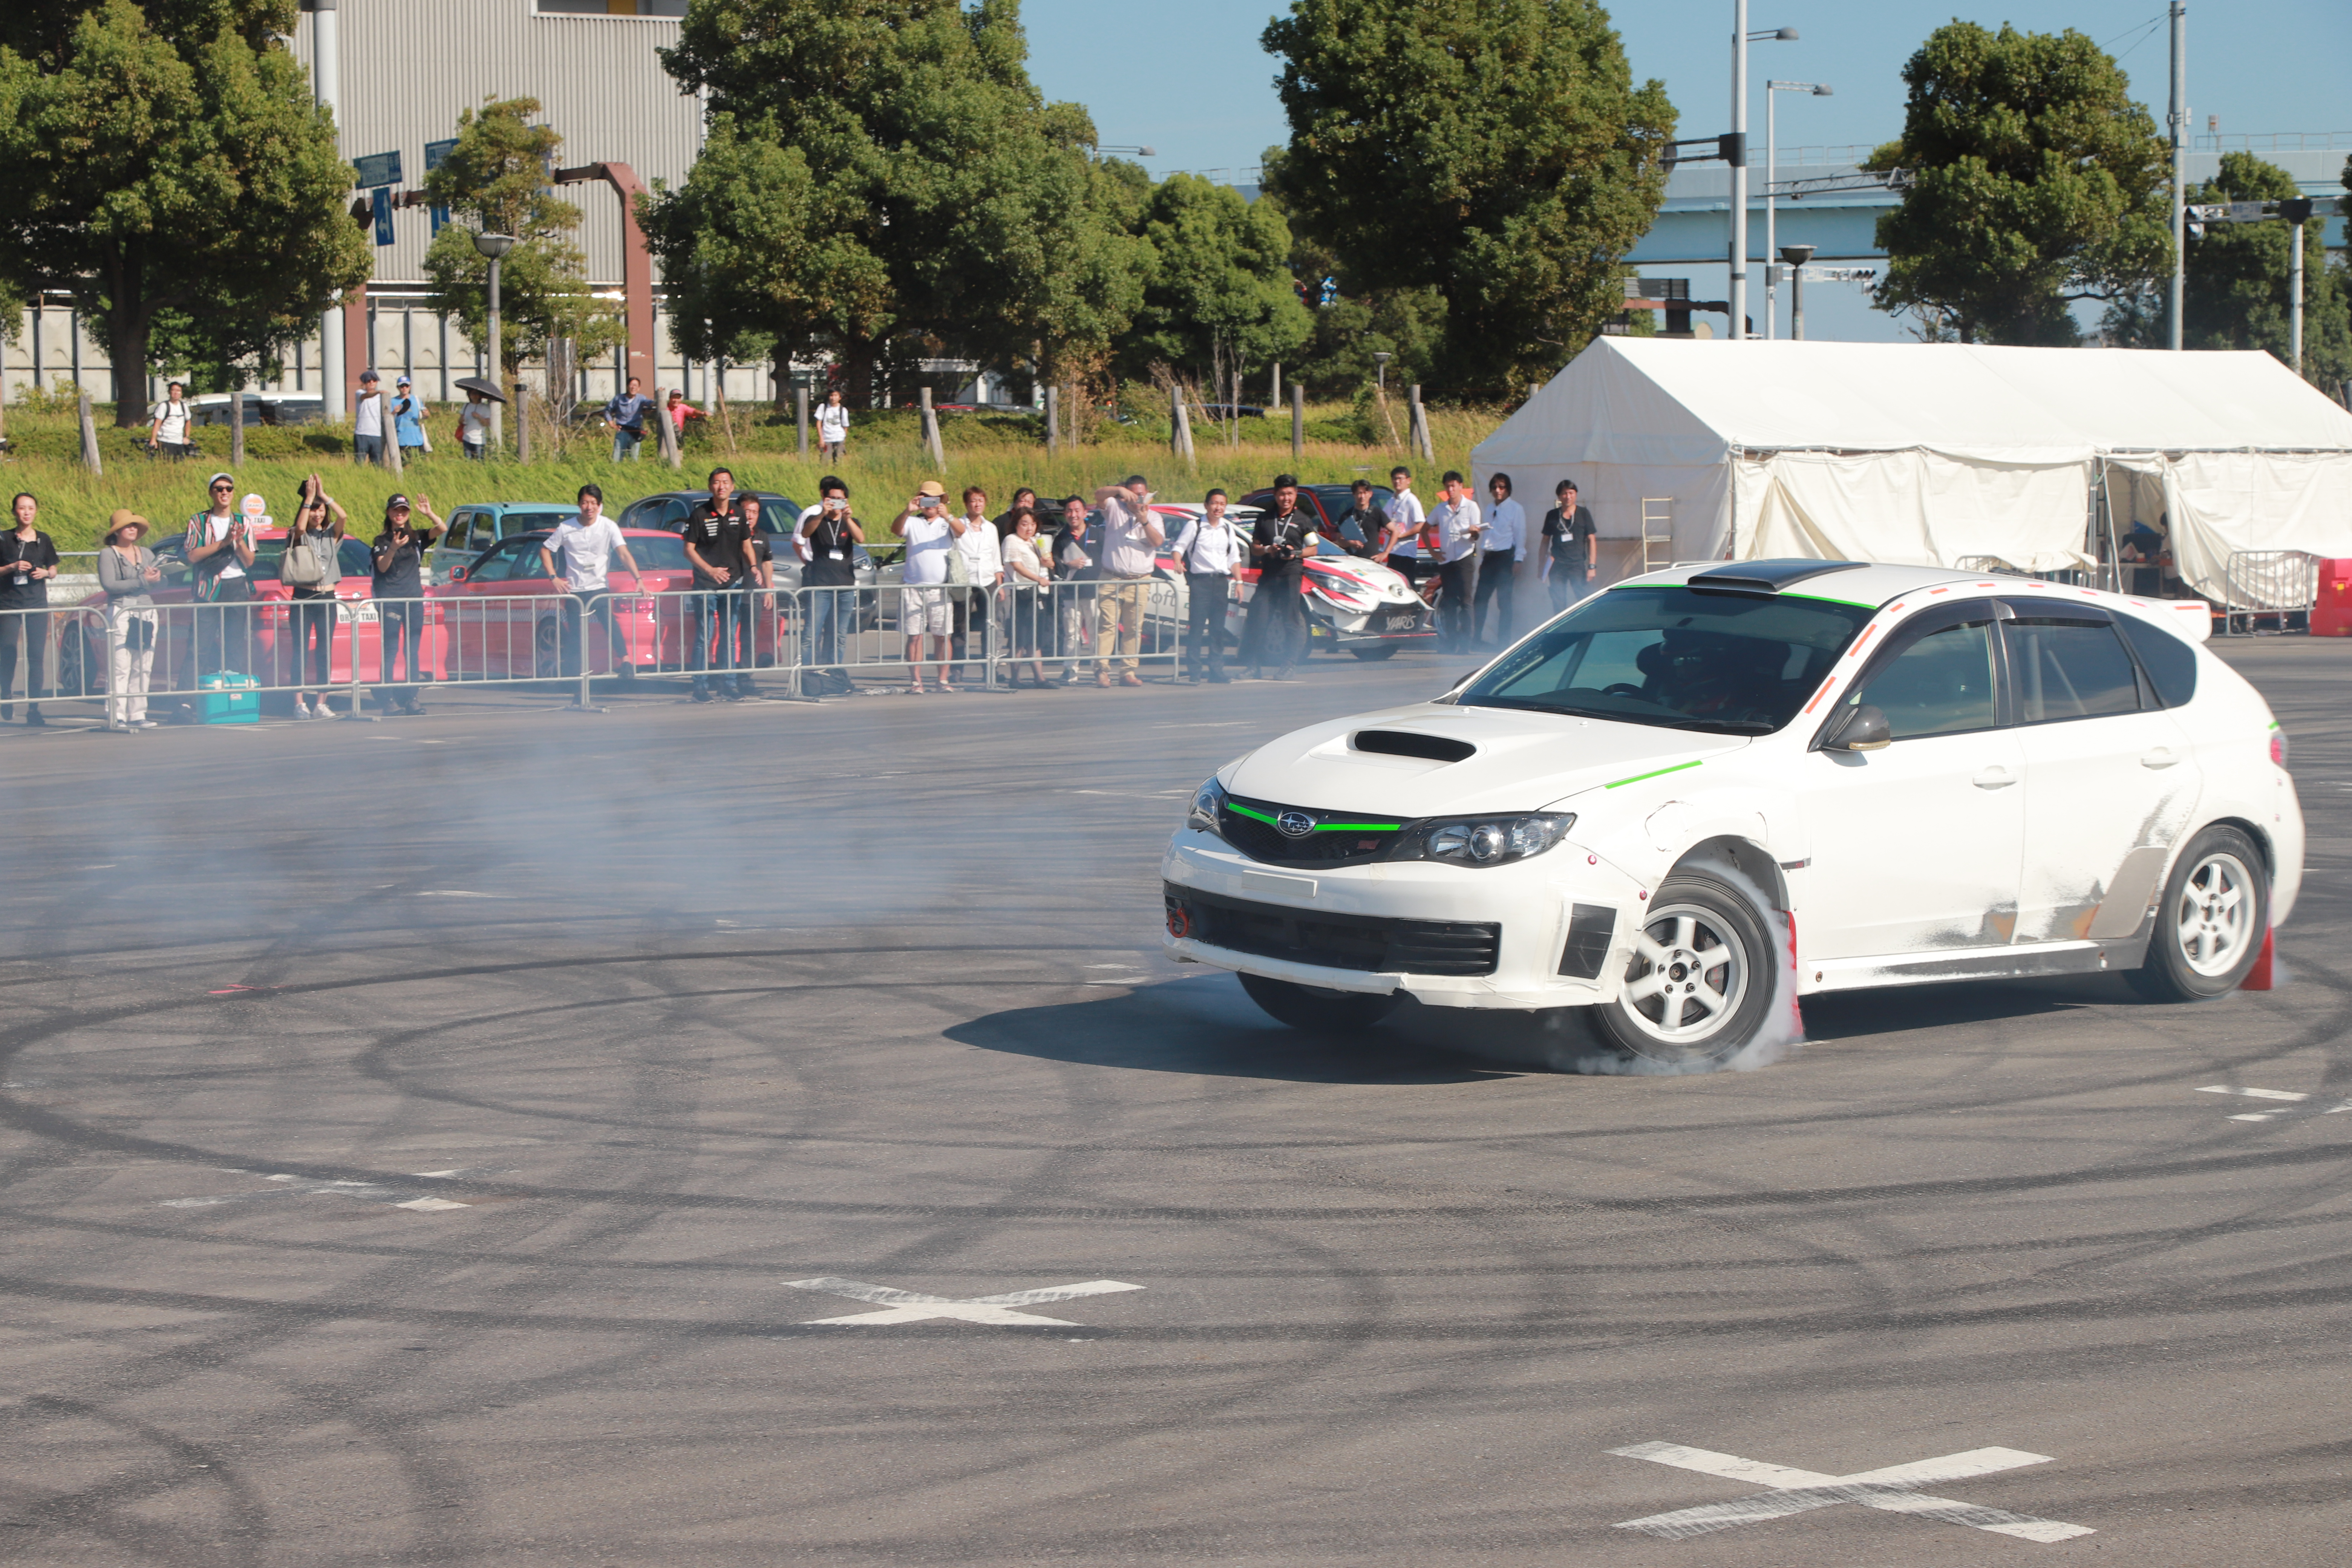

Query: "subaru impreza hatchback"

xmin=1163 ymin=560 xmax=2301 ymax=1066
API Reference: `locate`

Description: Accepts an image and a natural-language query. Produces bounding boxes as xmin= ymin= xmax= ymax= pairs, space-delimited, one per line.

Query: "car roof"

xmin=1623 ymin=559 xmax=2175 ymax=614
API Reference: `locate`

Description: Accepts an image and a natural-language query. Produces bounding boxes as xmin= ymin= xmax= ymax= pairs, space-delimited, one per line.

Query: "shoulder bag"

xmin=281 ymin=531 xmax=326 ymax=586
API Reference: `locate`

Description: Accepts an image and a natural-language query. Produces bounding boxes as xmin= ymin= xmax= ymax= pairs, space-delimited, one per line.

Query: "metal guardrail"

xmin=2219 ymin=550 xmax=2318 ymax=637
xmin=0 ymin=578 xmax=1193 ymax=723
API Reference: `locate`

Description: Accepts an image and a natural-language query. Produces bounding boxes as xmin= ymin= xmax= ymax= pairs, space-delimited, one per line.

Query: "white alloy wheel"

xmin=2174 ymin=850 xmax=2257 ymax=977
xmin=1617 ymin=902 xmax=1750 ymax=1047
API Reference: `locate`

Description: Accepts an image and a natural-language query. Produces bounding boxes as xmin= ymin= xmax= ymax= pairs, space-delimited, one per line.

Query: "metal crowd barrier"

xmin=2219 ymin=550 xmax=2317 ymax=637
xmin=0 ymin=577 xmax=1191 ymax=724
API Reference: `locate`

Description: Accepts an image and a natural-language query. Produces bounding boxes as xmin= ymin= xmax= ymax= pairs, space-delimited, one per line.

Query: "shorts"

xmin=900 ymin=584 xmax=951 ymax=636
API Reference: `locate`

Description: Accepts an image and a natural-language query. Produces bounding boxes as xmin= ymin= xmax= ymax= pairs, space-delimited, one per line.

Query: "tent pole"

xmin=2101 ymin=460 xmax=2124 ymax=594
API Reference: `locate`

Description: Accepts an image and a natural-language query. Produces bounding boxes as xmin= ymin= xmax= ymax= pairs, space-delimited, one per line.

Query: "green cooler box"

xmin=199 ymin=672 xmax=259 ymax=724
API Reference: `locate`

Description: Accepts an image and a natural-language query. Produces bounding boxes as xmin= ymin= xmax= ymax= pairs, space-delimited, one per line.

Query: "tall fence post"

xmin=384 ymin=405 xmax=404 ymax=477
xmin=1170 ymin=383 xmax=1194 ymax=464
xmin=513 ymin=382 xmax=531 ymax=464
xmin=1269 ymin=361 xmax=1282 ymax=409
xmin=655 ymin=386 xmax=681 ymax=468
xmin=1290 ymin=383 xmax=1304 ymax=458
xmin=1230 ymin=371 xmax=1242 ymax=448
xmin=1409 ymin=384 xmax=1434 ymax=461
xmin=78 ymin=389 xmax=103 ymax=474
xmin=919 ymin=386 xmax=945 ymax=470
xmin=796 ymin=384 xmax=808 ymax=458
xmin=1044 ymin=385 xmax=1058 ymax=458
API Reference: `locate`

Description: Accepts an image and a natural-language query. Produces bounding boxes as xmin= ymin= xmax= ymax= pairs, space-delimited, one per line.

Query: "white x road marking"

xmin=785 ymin=1277 xmax=1143 ymax=1326
xmin=2198 ymin=1084 xmax=2352 ymax=1122
xmin=1610 ymin=1440 xmax=2094 ymax=1543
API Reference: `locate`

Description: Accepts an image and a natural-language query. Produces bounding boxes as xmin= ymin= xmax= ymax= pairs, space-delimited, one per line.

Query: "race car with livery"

xmin=1163 ymin=559 xmax=2302 ymax=1066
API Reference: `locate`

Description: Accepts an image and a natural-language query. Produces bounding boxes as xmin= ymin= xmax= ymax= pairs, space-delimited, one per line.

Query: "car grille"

xmin=1167 ymin=884 xmax=1500 ymax=977
xmin=1217 ymin=793 xmax=1409 ymax=868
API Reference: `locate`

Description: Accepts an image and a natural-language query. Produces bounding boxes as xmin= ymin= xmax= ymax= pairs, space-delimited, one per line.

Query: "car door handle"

xmin=1972 ymin=767 xmax=2018 ymax=789
xmin=2141 ymin=748 xmax=2179 ymax=769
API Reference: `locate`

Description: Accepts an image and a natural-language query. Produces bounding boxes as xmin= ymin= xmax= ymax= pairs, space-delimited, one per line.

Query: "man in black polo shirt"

xmin=1540 ymin=478 xmax=1599 ymax=615
xmin=680 ymin=467 xmax=752 ymax=702
xmin=796 ymin=475 xmax=864 ymax=695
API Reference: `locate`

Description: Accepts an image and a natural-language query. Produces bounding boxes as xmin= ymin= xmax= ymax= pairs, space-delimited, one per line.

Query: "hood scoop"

xmin=1352 ymin=729 xmax=1476 ymax=764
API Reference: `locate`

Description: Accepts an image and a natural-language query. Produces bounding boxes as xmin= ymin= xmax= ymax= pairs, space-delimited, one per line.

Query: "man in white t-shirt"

xmin=1383 ymin=466 xmax=1428 ymax=583
xmin=816 ymin=387 xmax=850 ymax=459
xmin=185 ymin=472 xmax=259 ymax=685
xmin=950 ymin=484 xmax=1003 ymax=676
xmin=539 ymin=483 xmax=645 ymax=692
xmin=353 ymin=370 xmax=387 ymax=466
xmin=891 ymin=480 xmax=965 ymax=692
xmin=148 ymin=383 xmax=193 ymax=458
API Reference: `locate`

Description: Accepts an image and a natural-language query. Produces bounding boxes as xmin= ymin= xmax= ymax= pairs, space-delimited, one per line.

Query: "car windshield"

xmin=1459 ymin=585 xmax=1876 ymax=735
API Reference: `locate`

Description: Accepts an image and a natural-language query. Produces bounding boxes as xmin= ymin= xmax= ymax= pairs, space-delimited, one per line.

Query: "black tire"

xmin=1349 ymin=643 xmax=1400 ymax=661
xmin=1594 ymin=870 xmax=1777 ymax=1067
xmin=534 ymin=616 xmax=561 ymax=678
xmin=1239 ymin=972 xmax=1399 ymax=1032
xmin=53 ymin=633 xmax=89 ymax=697
xmin=2124 ymin=825 xmax=2270 ymax=1001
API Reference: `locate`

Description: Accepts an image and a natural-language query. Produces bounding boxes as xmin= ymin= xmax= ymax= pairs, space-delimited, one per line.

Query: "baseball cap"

xmin=360 ymin=369 xmax=380 ymax=384
xmin=386 ymin=493 xmax=412 ymax=512
xmin=396 ymin=375 xmax=411 ymax=386
xmin=207 ymin=471 xmax=234 ymax=490
xmin=917 ymin=481 xmax=946 ymax=498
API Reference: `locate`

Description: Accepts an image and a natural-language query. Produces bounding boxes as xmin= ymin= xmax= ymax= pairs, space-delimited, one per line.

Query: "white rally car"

xmin=1162 ymin=560 xmax=2303 ymax=1066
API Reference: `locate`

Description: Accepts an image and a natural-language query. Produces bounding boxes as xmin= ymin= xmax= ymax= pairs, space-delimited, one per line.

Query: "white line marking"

xmin=785 ymin=1277 xmax=1142 ymax=1327
xmin=395 ymin=1197 xmax=471 ymax=1212
xmin=2197 ymin=1084 xmax=2352 ymax=1121
xmin=1611 ymin=1440 xmax=2091 ymax=1543
xmin=415 ymin=890 xmax=511 ymax=899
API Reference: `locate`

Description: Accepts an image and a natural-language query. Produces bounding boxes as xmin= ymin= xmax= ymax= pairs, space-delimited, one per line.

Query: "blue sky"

xmin=1022 ymin=0 xmax=2349 ymax=342
xmin=1025 ymin=0 xmax=2350 ymax=178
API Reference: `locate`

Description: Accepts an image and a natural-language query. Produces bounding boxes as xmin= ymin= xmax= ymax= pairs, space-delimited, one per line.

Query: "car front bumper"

xmin=1159 ymin=829 xmax=1646 ymax=1010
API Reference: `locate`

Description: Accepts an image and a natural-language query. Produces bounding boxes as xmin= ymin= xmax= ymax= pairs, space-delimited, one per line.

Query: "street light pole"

xmin=2168 ymin=2 xmax=2187 ymax=351
xmin=1764 ymin=81 xmax=1831 ymax=341
xmin=1779 ymin=245 xmax=1816 ymax=340
xmin=2291 ymin=209 xmax=2306 ymax=375
xmin=473 ymin=231 xmax=515 ymax=454
xmin=1729 ymin=14 xmax=1799 ymax=341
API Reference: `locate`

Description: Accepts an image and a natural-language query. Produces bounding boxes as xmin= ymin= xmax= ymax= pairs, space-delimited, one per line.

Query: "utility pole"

xmin=2286 ymin=199 xmax=2311 ymax=374
xmin=2168 ymin=2 xmax=2187 ymax=351
xmin=314 ymin=0 xmax=345 ymax=420
xmin=1729 ymin=0 xmax=1749 ymax=341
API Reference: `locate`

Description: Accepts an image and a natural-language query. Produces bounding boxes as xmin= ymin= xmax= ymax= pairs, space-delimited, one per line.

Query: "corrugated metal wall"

xmin=291 ymin=0 xmax=702 ymax=285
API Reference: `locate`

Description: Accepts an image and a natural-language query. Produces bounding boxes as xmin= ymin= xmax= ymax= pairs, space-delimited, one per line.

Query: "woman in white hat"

xmin=96 ymin=509 xmax=162 ymax=730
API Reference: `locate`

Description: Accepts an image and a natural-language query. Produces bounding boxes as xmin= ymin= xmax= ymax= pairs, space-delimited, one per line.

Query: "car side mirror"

xmin=1825 ymin=703 xmax=1892 ymax=752
xmin=448 ymin=565 xmax=466 ymax=582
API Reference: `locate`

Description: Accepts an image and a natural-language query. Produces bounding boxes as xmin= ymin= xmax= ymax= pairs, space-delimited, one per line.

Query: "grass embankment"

xmin=2 ymin=401 xmax=1503 ymax=550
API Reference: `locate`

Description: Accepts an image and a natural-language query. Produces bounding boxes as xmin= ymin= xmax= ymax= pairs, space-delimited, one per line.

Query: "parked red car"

xmin=432 ymin=528 xmax=782 ymax=679
xmin=57 ymin=528 xmax=427 ymax=698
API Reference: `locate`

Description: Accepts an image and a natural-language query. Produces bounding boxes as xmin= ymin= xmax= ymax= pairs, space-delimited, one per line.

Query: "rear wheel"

xmin=2124 ymin=826 xmax=2270 ymax=1001
xmin=1595 ymin=871 xmax=1776 ymax=1067
xmin=1239 ymin=972 xmax=1398 ymax=1033
xmin=1348 ymin=643 xmax=1399 ymax=661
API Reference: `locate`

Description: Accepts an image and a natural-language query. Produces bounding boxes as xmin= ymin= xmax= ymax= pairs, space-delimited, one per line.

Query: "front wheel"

xmin=1239 ymin=972 xmax=1398 ymax=1033
xmin=2124 ymin=826 xmax=2271 ymax=1001
xmin=1595 ymin=871 xmax=1778 ymax=1067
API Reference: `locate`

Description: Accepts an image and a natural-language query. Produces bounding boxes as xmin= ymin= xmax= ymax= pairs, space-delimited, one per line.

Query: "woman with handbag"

xmin=96 ymin=510 xmax=162 ymax=732
xmin=283 ymin=473 xmax=347 ymax=718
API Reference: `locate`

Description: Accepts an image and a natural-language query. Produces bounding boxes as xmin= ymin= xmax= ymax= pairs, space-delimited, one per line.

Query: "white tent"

xmin=1471 ymin=337 xmax=2352 ymax=600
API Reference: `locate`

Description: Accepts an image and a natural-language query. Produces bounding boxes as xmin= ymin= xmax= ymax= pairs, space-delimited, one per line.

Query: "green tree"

xmin=1113 ymin=174 xmax=1312 ymax=393
xmin=1865 ymin=22 xmax=2172 ymax=346
xmin=421 ymin=96 xmax=620 ymax=383
xmin=2105 ymin=153 xmax=2351 ymax=387
xmin=659 ymin=0 xmax=1146 ymax=402
xmin=1260 ymin=0 xmax=1673 ymax=392
xmin=0 ymin=0 xmax=371 ymax=424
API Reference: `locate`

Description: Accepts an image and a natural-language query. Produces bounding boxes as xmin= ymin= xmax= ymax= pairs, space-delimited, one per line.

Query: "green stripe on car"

xmin=1605 ymin=759 xmax=1703 ymax=790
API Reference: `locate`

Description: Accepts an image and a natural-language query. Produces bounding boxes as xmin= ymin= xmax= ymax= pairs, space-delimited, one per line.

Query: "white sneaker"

xmin=314 ymin=702 xmax=339 ymax=720
xmin=134 ymin=720 xmax=158 ymax=729
xmin=293 ymin=698 xmax=312 ymax=718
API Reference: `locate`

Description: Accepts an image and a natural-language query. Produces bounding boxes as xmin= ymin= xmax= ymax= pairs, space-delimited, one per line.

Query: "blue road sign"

xmin=372 ymin=187 xmax=394 ymax=246
xmin=424 ymin=139 xmax=456 ymax=173
xmin=354 ymin=150 xmax=402 ymax=189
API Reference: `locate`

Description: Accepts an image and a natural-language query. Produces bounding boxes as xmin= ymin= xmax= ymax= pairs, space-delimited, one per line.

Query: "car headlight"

xmin=1187 ymin=775 xmax=1227 ymax=836
xmin=1391 ymin=813 xmax=1575 ymax=867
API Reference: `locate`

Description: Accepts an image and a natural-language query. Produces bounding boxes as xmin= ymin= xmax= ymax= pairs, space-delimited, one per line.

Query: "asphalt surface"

xmin=1 ymin=640 xmax=2347 ymax=1566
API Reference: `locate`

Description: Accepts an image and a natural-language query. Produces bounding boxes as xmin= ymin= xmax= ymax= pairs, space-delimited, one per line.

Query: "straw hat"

xmin=106 ymin=508 xmax=149 ymax=543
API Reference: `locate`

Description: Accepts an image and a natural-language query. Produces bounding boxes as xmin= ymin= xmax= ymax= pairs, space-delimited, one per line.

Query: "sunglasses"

xmin=211 ymin=483 xmax=234 ymax=492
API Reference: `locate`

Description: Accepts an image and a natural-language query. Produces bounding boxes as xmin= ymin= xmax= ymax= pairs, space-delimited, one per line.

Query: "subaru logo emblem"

xmin=1276 ymin=810 xmax=1316 ymax=838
